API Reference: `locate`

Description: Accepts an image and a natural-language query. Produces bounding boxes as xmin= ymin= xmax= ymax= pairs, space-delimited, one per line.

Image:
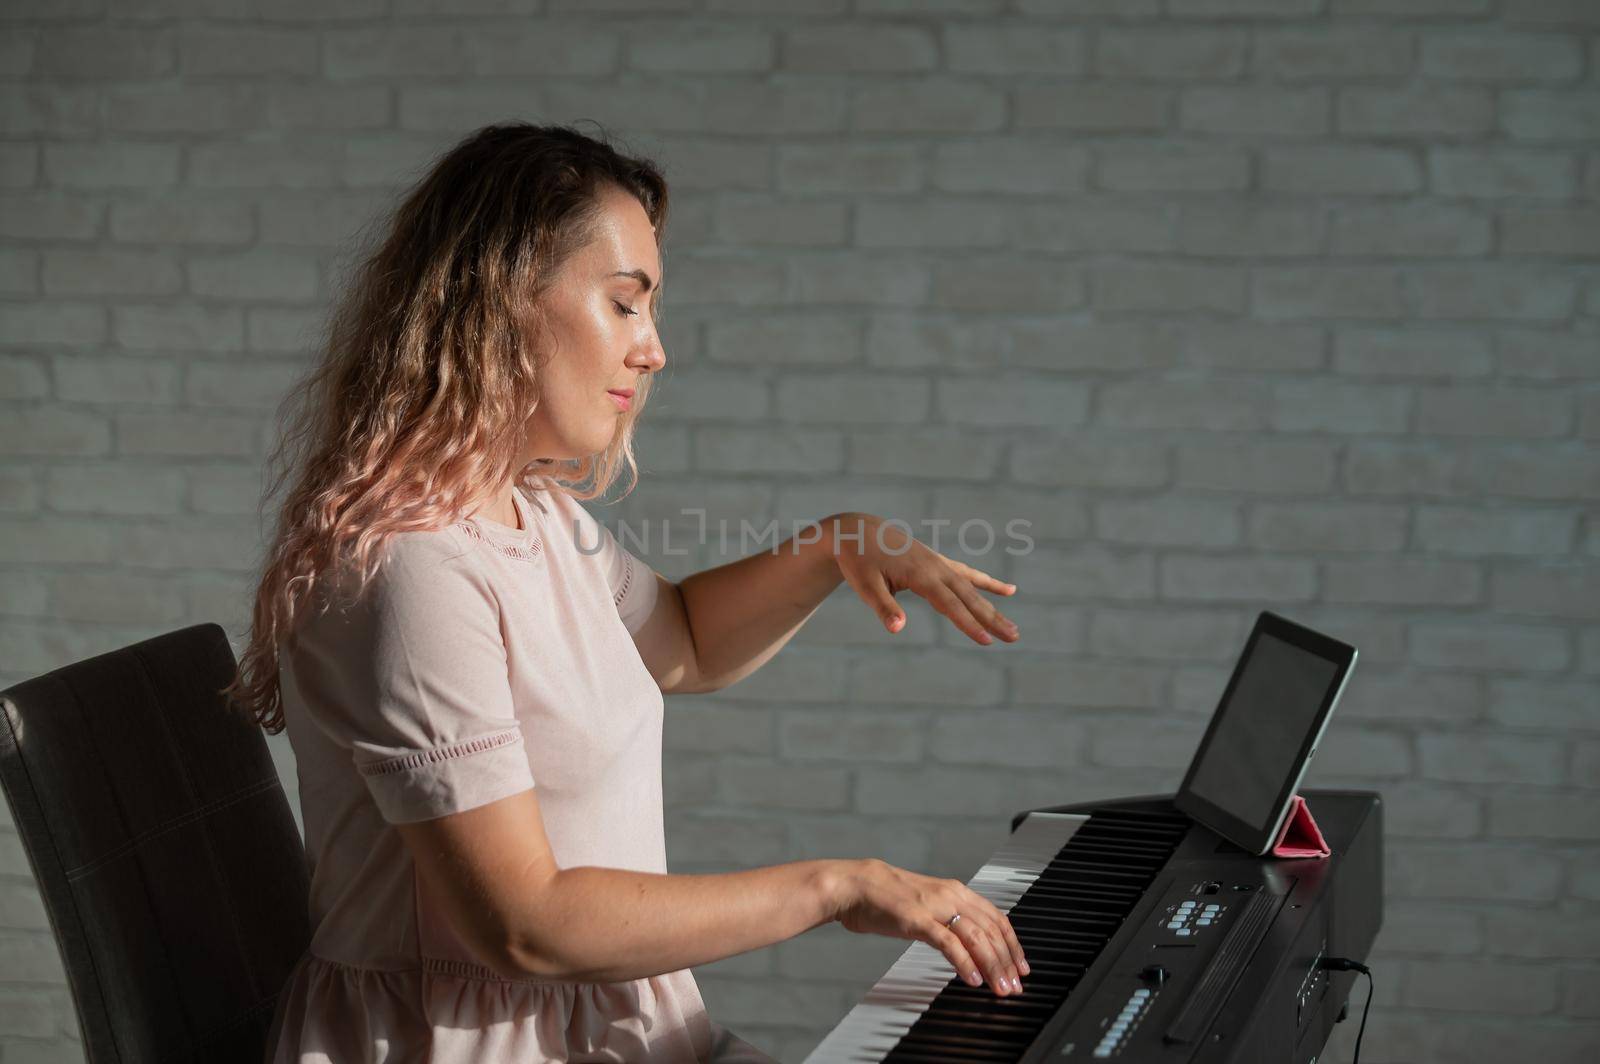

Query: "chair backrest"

xmin=0 ymin=623 xmax=311 ymax=1064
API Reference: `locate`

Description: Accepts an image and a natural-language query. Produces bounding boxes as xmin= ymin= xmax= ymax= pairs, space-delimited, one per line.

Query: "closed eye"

xmin=612 ymin=301 xmax=638 ymax=318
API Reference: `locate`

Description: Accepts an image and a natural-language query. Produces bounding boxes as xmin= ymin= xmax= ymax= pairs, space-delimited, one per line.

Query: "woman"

xmin=227 ymin=122 xmax=1027 ymax=1064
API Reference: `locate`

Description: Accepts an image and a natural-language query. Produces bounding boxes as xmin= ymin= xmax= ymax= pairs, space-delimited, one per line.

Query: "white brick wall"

xmin=1 ymin=1 xmax=1597 ymax=1061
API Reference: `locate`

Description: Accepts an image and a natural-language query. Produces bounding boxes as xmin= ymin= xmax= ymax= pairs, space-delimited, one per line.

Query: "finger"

xmin=922 ymin=581 xmax=994 ymax=646
xmin=846 ymin=567 xmax=906 ymax=634
xmin=946 ymin=577 xmax=1019 ymax=643
xmin=966 ymin=889 xmax=1028 ymax=976
xmin=961 ymin=911 xmax=1022 ymax=993
xmin=926 ymin=923 xmax=984 ymax=990
xmin=949 ymin=912 xmax=1013 ymax=995
xmin=943 ymin=558 xmax=1017 ymax=597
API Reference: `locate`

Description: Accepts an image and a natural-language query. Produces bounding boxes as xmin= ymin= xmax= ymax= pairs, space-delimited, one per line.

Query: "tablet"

xmin=1174 ymin=610 xmax=1358 ymax=856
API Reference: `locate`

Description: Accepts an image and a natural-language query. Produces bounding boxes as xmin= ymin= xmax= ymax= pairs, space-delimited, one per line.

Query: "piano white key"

xmin=803 ymin=812 xmax=1089 ymax=1063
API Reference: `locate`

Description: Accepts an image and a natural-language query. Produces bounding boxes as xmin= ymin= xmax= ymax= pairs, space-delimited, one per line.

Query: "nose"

xmin=627 ymin=337 xmax=666 ymax=375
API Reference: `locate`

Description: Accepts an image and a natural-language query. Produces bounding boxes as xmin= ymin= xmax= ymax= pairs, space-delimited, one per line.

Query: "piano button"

xmin=1176 ymin=928 xmax=1192 ymax=936
xmin=1198 ymin=917 xmax=1213 ymax=926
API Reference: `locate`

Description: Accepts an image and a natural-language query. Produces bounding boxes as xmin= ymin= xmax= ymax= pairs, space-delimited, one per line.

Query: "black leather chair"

xmin=0 ymin=623 xmax=310 ymax=1064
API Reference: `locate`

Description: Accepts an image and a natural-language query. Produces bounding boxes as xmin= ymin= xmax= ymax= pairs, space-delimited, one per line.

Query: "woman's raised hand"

xmin=825 ymin=512 xmax=1019 ymax=645
xmin=827 ymin=858 xmax=1029 ymax=998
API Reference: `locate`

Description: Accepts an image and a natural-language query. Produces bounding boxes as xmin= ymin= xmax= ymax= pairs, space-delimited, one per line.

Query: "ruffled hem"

xmin=264 ymin=952 xmax=718 ymax=1064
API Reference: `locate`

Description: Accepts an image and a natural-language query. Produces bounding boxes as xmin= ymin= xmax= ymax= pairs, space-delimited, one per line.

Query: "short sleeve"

xmin=569 ymin=499 xmax=660 ymax=637
xmin=288 ymin=537 xmax=536 ymax=824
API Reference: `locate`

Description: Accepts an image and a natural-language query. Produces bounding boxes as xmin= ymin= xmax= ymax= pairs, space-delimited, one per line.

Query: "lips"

xmin=607 ymin=389 xmax=635 ymax=399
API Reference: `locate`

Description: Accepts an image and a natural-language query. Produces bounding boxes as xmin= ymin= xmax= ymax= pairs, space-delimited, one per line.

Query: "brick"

xmin=462 ymin=25 xmax=618 ymax=76
xmin=848 ymin=650 xmax=1002 ymax=706
xmin=1334 ymin=327 xmax=1492 ymax=378
xmin=185 ymin=360 xmax=302 ymax=410
xmin=32 ymin=28 xmax=174 ymax=80
xmin=0 ymin=192 xmax=100 ymax=240
xmin=1376 ymin=902 xmax=1482 ymax=955
xmin=1013 ymin=434 xmax=1168 ymax=490
xmin=717 ymin=758 xmax=851 ymax=811
xmin=1406 ymin=960 xmax=1558 ymax=1015
xmin=190 ymin=139 xmax=341 ymax=189
xmin=931 ymin=257 xmax=1086 ymax=313
xmin=1502 ymin=91 xmax=1600 ymax=143
xmin=264 ymin=86 xmax=389 ymax=131
xmin=1175 ymin=439 xmax=1335 ymax=494
xmin=1095 ymin=29 xmax=1245 ymax=80
xmin=780 ymin=142 xmax=923 ymax=196
xmin=1309 ymin=727 xmax=1414 ymax=779
xmin=1501 ymin=208 xmax=1600 ymax=258
xmin=855 ymin=80 xmax=1006 ymax=133
xmin=936 ymin=378 xmax=1088 ymax=428
xmin=1096 ymin=145 xmax=1248 ymax=192
xmin=1489 ymin=678 xmax=1600 ymax=731
xmin=1501 ymin=0 xmax=1600 ymax=27
xmin=1497 ymin=330 xmax=1600 ymax=380
xmin=1090 ymin=720 xmax=1205 ymax=770
xmin=1099 ymin=378 xmax=1267 ymax=430
xmin=53 ymin=355 xmax=178 ymax=405
xmin=865 ymin=314 xmax=1005 ymax=372
xmin=43 ymin=143 xmax=179 ymax=189
xmin=1270 ymin=380 xmax=1411 ymax=433
xmin=930 ymin=486 xmax=1087 ymax=546
xmin=179 ymin=26 xmax=317 ymax=77
xmin=1323 ymin=558 xmax=1482 ymax=606
xmin=848 ymin=430 xmax=1002 ymax=481
xmin=1490 ymin=562 xmax=1600 ymax=620
xmin=948 ymin=26 xmax=1086 ymax=76
xmin=1013 ymin=199 xmax=1177 ymax=255
xmin=1423 ymin=30 xmax=1583 ymax=83
xmin=42 ymin=248 xmax=182 ymax=297
xmin=856 ymin=764 xmax=1067 ymax=817
xmin=1425 ymin=266 xmax=1579 ymax=321
xmin=187 ymin=250 xmax=319 ymax=301
xmin=653 ymin=369 xmax=769 ymax=422
xmin=929 ymin=711 xmax=1086 ymax=768
xmin=117 ymin=412 xmax=257 ymax=458
xmin=779 ymin=711 xmax=922 ymax=763
xmin=1089 ymin=608 xmax=1246 ymax=662
xmin=1253 ymin=28 xmax=1414 ymax=80
xmin=1012 ymin=545 xmax=1156 ymax=601
xmin=114 ymin=304 xmax=244 ymax=352
xmin=1389 ymin=843 xmax=1562 ymax=902
xmin=1489 ymin=792 xmax=1600 ymax=841
xmin=0 ymin=86 xmax=97 ymax=137
xmin=0 ymin=356 xmax=48 ymax=400
xmin=1255 ymin=268 xmax=1406 ymax=321
xmin=1181 ymin=87 xmax=1329 ymax=136
xmin=1160 ymin=555 xmax=1315 ymax=602
xmin=1014 ymin=85 xmax=1168 ymax=132
xmin=0 ymin=408 xmax=110 ymax=457
xmin=628 ymin=26 xmax=771 ymax=73
xmin=1094 ymin=264 xmax=1241 ymax=313
xmin=793 ymin=254 xmax=934 ymax=307
xmin=1262 ymin=146 xmax=1422 ymax=195
xmin=1330 ymin=203 xmax=1491 ymax=258
xmin=1410 ymin=620 xmax=1570 ymax=671
xmin=0 ymin=248 xmax=35 ymax=295
xmin=695 ymin=427 xmax=842 ymax=474
xmin=1011 ymin=660 xmax=1165 ymax=709
xmin=0 ymin=145 xmax=39 ymax=187
xmin=0 ymin=302 xmax=104 ymax=346
xmin=105 ymin=85 xmax=259 ymax=134
xmin=51 ymin=571 xmax=185 ymax=625
xmin=1248 ymin=499 xmax=1401 ymax=550
xmin=323 ymin=26 xmax=465 ymax=79
xmin=1419 ymin=732 xmax=1565 ymax=784
xmin=718 ymin=197 xmax=847 ymax=247
xmin=854 ymin=200 xmax=1010 ymax=250
xmin=784 ymin=25 xmax=934 ymax=73
xmin=110 ymin=199 xmax=252 ymax=245
xmin=1415 ymin=505 xmax=1576 ymax=555
xmin=1179 ymin=204 xmax=1319 ymax=257
xmin=1096 ymin=498 xmax=1240 ymax=548
xmin=1168 ymin=0 xmax=1319 ymax=12
xmin=1417 ymin=386 xmax=1570 ymax=438
xmin=187 ymin=466 xmax=266 ymax=515
xmin=1379 ymin=782 xmax=1483 ymax=839
xmin=397 ymin=86 xmax=549 ymax=133
xmin=1429 ymin=147 xmax=1579 ymax=199
xmin=1340 ymin=85 xmax=1494 ymax=136
xmin=664 ymin=814 xmax=787 ymax=869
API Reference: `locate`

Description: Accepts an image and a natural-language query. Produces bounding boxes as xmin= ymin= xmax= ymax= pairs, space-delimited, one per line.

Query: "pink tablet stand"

xmin=1270 ymin=794 xmax=1331 ymax=859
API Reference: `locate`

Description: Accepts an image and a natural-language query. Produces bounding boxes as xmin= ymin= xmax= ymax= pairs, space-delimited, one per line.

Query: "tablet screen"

xmin=1185 ymin=633 xmax=1340 ymax=831
xmin=1175 ymin=611 xmax=1357 ymax=854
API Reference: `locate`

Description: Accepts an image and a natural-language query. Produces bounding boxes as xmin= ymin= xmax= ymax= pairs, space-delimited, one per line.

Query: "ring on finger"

xmin=945 ymin=913 xmax=961 ymax=930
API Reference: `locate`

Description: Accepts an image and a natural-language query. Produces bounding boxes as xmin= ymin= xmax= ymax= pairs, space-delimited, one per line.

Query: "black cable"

xmin=1320 ymin=957 xmax=1372 ymax=1064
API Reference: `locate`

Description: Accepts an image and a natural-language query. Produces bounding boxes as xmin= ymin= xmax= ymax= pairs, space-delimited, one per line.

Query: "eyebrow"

xmin=608 ymin=268 xmax=657 ymax=293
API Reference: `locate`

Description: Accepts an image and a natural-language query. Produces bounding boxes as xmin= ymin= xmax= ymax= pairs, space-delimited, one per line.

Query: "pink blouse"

xmin=263 ymin=477 xmax=771 ymax=1063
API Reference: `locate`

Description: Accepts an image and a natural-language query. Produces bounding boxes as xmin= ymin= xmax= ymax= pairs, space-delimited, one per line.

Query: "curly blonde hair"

xmin=223 ymin=122 xmax=670 ymax=733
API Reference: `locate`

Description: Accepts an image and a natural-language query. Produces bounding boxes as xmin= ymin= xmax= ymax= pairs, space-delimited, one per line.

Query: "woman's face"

xmin=524 ymin=185 xmax=666 ymax=464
